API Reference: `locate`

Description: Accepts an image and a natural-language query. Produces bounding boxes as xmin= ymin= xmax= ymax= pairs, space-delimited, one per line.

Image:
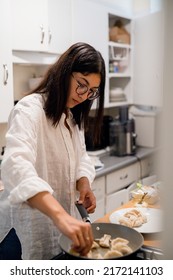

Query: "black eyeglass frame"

xmin=71 ymin=74 xmax=100 ymax=100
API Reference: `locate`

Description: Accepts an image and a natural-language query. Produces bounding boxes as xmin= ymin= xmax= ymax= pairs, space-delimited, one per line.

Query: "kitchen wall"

xmin=93 ymin=0 xmax=162 ymax=15
xmin=95 ymin=0 xmax=133 ymax=14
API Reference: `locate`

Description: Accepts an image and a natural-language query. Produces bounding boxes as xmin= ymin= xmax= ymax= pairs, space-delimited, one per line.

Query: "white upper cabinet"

xmin=133 ymin=11 xmax=164 ymax=107
xmin=0 ymin=0 xmax=13 ymax=123
xmin=71 ymin=0 xmax=108 ymax=107
xmin=10 ymin=0 xmax=71 ymax=54
xmin=10 ymin=0 xmax=48 ymax=52
xmin=71 ymin=0 xmax=107 ymax=60
xmin=47 ymin=0 xmax=72 ymax=54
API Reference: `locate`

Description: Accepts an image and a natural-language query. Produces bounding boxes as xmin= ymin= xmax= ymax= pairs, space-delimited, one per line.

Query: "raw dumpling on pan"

xmin=104 ymin=250 xmax=123 ymax=259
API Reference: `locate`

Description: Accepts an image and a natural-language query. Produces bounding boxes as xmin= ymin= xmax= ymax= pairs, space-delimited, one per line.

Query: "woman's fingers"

xmin=71 ymin=223 xmax=93 ymax=255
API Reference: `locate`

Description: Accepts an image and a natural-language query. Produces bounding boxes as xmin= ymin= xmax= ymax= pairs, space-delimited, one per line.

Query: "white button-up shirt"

xmin=1 ymin=94 xmax=95 ymax=259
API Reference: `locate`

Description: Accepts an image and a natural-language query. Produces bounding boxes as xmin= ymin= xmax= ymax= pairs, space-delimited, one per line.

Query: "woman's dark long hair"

xmin=28 ymin=42 xmax=106 ymax=144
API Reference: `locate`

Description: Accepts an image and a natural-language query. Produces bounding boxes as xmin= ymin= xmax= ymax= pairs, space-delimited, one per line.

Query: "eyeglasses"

xmin=71 ymin=74 xmax=100 ymax=100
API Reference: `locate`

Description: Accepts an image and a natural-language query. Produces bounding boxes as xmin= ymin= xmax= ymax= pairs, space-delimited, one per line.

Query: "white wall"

xmin=133 ymin=0 xmax=150 ymax=15
xmin=94 ymin=0 xmax=133 ymax=11
xmin=150 ymin=0 xmax=163 ymax=12
xmin=92 ymin=0 xmax=162 ymax=16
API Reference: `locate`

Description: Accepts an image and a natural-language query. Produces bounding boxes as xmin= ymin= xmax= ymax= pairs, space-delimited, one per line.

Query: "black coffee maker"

xmin=109 ymin=106 xmax=137 ymax=156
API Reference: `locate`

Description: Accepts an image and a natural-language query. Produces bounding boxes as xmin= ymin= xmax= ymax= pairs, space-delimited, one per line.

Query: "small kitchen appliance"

xmin=109 ymin=106 xmax=137 ymax=156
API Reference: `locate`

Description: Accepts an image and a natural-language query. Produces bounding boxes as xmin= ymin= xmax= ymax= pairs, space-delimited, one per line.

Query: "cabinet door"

xmin=71 ymin=0 xmax=108 ymax=109
xmin=106 ymin=189 xmax=128 ymax=213
xmin=90 ymin=176 xmax=105 ymax=222
xmin=10 ymin=0 xmax=48 ymax=52
xmin=91 ymin=176 xmax=105 ymax=201
xmin=71 ymin=0 xmax=107 ymax=59
xmin=0 ymin=0 xmax=13 ymax=123
xmin=90 ymin=199 xmax=105 ymax=222
xmin=47 ymin=0 xmax=71 ymax=54
xmin=138 ymin=157 xmax=153 ymax=179
xmin=134 ymin=11 xmax=164 ymax=107
xmin=106 ymin=162 xmax=138 ymax=194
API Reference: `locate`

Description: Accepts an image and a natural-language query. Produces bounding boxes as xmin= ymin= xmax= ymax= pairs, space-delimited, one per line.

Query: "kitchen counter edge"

xmin=94 ymin=146 xmax=158 ymax=178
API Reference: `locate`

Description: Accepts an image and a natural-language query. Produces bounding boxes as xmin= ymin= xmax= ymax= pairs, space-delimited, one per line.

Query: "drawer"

xmin=106 ymin=162 xmax=138 ymax=194
xmin=106 ymin=189 xmax=128 ymax=213
xmin=92 ymin=176 xmax=105 ymax=201
xmin=139 ymin=157 xmax=153 ymax=178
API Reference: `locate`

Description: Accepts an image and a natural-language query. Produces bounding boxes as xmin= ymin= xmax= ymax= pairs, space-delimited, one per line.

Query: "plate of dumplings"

xmin=109 ymin=208 xmax=163 ymax=233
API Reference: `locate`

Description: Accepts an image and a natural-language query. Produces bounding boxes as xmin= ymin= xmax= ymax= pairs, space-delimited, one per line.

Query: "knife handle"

xmin=75 ymin=202 xmax=91 ymax=223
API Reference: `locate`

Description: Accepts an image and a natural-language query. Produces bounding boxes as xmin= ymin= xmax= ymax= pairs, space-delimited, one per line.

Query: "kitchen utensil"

xmin=109 ymin=106 xmax=136 ymax=157
xmin=138 ymin=192 xmax=148 ymax=204
xmin=59 ymin=203 xmax=144 ymax=259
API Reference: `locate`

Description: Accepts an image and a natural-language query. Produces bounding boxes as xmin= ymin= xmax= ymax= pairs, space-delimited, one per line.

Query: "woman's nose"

xmin=78 ymin=92 xmax=89 ymax=101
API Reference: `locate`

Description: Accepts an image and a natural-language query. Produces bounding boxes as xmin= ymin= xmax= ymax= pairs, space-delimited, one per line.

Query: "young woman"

xmin=1 ymin=42 xmax=106 ymax=259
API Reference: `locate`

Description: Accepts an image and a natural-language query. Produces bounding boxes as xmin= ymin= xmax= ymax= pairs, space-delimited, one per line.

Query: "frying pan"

xmin=59 ymin=203 xmax=144 ymax=259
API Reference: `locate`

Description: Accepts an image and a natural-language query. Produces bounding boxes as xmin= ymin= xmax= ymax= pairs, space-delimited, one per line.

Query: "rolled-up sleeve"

xmin=1 ymin=105 xmax=53 ymax=204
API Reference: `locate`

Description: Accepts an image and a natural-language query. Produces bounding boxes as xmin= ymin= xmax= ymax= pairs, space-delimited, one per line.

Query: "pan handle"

xmin=75 ymin=202 xmax=91 ymax=223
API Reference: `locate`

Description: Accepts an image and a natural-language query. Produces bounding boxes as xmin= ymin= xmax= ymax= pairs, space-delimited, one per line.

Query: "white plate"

xmin=109 ymin=208 xmax=163 ymax=233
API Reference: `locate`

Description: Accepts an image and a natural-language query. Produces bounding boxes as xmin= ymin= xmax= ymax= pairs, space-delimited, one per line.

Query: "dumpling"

xmin=111 ymin=237 xmax=129 ymax=246
xmin=141 ymin=213 xmax=147 ymax=223
xmin=91 ymin=241 xmax=100 ymax=249
xmin=119 ymin=217 xmax=133 ymax=227
xmin=93 ymin=253 xmax=103 ymax=259
xmin=119 ymin=209 xmax=147 ymax=228
xmin=104 ymin=250 xmax=123 ymax=259
xmin=112 ymin=243 xmax=133 ymax=255
xmin=87 ymin=251 xmax=103 ymax=259
xmin=132 ymin=217 xmax=143 ymax=227
xmin=99 ymin=234 xmax=111 ymax=248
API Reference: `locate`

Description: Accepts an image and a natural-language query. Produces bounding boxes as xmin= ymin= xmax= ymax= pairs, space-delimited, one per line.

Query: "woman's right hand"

xmin=28 ymin=191 xmax=94 ymax=256
xmin=53 ymin=211 xmax=94 ymax=256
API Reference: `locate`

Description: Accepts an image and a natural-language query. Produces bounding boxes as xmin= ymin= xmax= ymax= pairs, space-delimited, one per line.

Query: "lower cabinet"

xmin=91 ymin=155 xmax=153 ymax=220
xmin=106 ymin=163 xmax=139 ymax=194
xmin=90 ymin=199 xmax=105 ymax=223
xmin=90 ymin=176 xmax=105 ymax=222
xmin=106 ymin=189 xmax=128 ymax=213
xmin=139 ymin=157 xmax=154 ymax=178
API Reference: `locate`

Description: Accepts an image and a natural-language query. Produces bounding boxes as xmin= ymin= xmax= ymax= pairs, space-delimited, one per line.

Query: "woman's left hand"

xmin=76 ymin=177 xmax=96 ymax=213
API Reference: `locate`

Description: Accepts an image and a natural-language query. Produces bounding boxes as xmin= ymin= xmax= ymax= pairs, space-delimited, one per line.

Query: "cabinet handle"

xmin=120 ymin=174 xmax=128 ymax=180
xmin=3 ymin=64 xmax=8 ymax=85
xmin=48 ymin=28 xmax=52 ymax=44
xmin=40 ymin=24 xmax=45 ymax=44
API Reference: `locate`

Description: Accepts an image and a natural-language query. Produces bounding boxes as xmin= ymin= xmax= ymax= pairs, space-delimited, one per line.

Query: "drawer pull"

xmin=48 ymin=28 xmax=52 ymax=44
xmin=40 ymin=24 xmax=45 ymax=44
xmin=120 ymin=174 xmax=128 ymax=180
